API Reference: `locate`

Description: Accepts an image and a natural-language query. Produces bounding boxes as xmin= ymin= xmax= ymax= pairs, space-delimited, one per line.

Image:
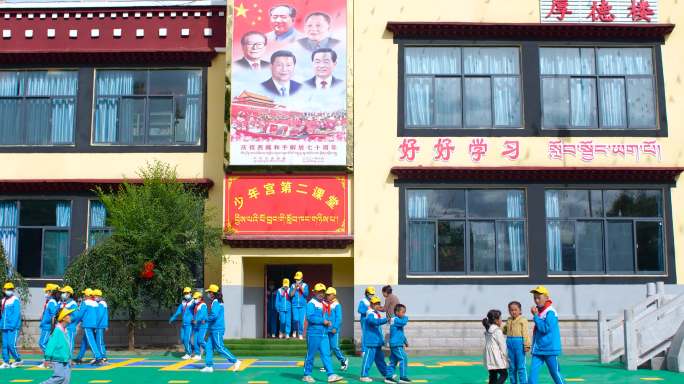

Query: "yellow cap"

xmin=57 ymin=308 xmax=75 ymax=322
xmin=530 ymin=285 xmax=550 ymax=296
xmin=92 ymin=289 xmax=103 ymax=297
xmin=182 ymin=287 xmax=192 ymax=294
xmin=3 ymin=282 xmax=15 ymax=290
xmin=192 ymin=291 xmax=202 ymax=299
xmin=60 ymin=286 xmax=74 ymax=294
xmin=282 ymin=278 xmax=290 ymax=287
xmin=326 ymin=287 xmax=337 ymax=295
xmin=314 ymin=283 xmax=326 ymax=292
xmin=82 ymin=288 xmax=93 ymax=296
xmin=206 ymin=284 xmax=220 ymax=293
xmin=370 ymin=297 xmax=382 ymax=305
xmin=44 ymin=283 xmax=59 ymax=292
xmin=365 ymin=286 xmax=376 ymax=295
xmin=294 ymin=271 xmax=303 ymax=280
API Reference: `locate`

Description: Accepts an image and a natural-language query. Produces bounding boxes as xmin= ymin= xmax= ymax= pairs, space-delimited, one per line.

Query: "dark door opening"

xmin=264 ymin=264 xmax=333 ymax=338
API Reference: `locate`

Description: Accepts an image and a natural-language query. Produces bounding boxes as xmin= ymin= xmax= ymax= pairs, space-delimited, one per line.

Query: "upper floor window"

xmin=541 ymin=47 xmax=657 ymax=130
xmin=88 ymin=201 xmax=112 ymax=248
xmin=93 ymin=69 xmax=202 ymax=146
xmin=406 ymin=189 xmax=527 ymax=275
xmin=546 ymin=189 xmax=664 ymax=274
xmin=0 ymin=71 xmax=78 ymax=145
xmin=404 ymin=47 xmax=521 ymax=129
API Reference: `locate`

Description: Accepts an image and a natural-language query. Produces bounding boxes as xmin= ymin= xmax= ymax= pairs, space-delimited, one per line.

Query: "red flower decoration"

xmin=141 ymin=261 xmax=155 ymax=280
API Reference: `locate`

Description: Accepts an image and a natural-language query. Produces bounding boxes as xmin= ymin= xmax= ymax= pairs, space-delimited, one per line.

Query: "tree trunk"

xmin=128 ymin=313 xmax=135 ymax=351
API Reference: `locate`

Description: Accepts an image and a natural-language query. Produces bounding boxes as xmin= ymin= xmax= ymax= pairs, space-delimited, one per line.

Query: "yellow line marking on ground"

xmin=566 ymin=379 xmax=585 ymax=382
xmin=160 ymin=358 xmax=197 ymax=371
xmin=89 ymin=381 xmax=112 ymax=383
xmin=247 ymin=382 xmax=269 ymax=384
xmin=97 ymin=358 xmax=145 ymax=371
xmin=413 ymin=380 xmax=428 ymax=383
xmin=168 ymin=381 xmax=190 ymax=384
xmin=10 ymin=380 xmax=34 ymax=383
xmin=296 ymin=361 xmax=304 ymax=367
xmin=425 ymin=365 xmax=444 ymax=368
xmin=236 ymin=358 xmax=258 ymax=372
xmin=438 ymin=360 xmax=482 ymax=366
xmin=640 ymin=379 xmax=665 ymax=381
xmin=408 ymin=362 xmax=425 ymax=366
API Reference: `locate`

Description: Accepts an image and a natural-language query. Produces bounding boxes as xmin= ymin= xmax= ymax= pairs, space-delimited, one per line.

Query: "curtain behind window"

xmin=24 ymin=72 xmax=78 ymax=144
xmin=0 ymin=201 xmax=18 ymax=269
xmin=546 ymin=191 xmax=562 ymax=271
xmin=43 ymin=202 xmax=71 ymax=277
xmin=94 ymin=71 xmax=135 ymax=143
xmin=407 ymin=191 xmax=435 ymax=272
xmin=184 ymin=71 xmax=202 ymax=143
xmin=88 ymin=201 xmax=110 ymax=248
xmin=506 ymin=190 xmax=525 ymax=272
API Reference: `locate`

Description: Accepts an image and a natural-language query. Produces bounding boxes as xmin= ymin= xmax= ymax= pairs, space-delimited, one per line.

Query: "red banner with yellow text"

xmin=225 ymin=174 xmax=349 ymax=235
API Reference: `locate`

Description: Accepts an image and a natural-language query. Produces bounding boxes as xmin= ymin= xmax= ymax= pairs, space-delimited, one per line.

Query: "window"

xmin=93 ymin=69 xmax=202 ymax=145
xmin=541 ymin=47 xmax=657 ymax=130
xmin=406 ymin=189 xmax=527 ymax=275
xmin=0 ymin=200 xmax=71 ymax=278
xmin=0 ymin=71 xmax=78 ymax=145
xmin=88 ymin=201 xmax=112 ymax=248
xmin=546 ymin=189 xmax=664 ymax=274
xmin=404 ymin=47 xmax=521 ymax=129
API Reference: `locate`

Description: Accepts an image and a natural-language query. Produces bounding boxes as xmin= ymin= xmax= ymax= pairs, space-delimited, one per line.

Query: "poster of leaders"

xmin=229 ymin=0 xmax=347 ymax=166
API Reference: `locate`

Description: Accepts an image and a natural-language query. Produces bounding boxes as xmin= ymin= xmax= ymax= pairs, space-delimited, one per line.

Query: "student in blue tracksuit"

xmin=74 ymin=288 xmax=104 ymax=366
xmin=357 ymin=286 xmax=376 ymax=352
xmin=201 ymin=284 xmax=241 ymax=373
xmin=301 ymin=283 xmax=343 ymax=383
xmin=276 ymin=278 xmax=292 ymax=339
xmin=360 ymin=296 xmax=395 ymax=383
xmin=290 ymin=271 xmax=309 ymax=340
xmin=93 ymin=289 xmax=109 ymax=362
xmin=58 ymin=286 xmax=79 ymax=356
xmin=267 ymin=281 xmax=278 ymax=338
xmin=38 ymin=283 xmax=60 ymax=369
xmin=0 ymin=282 xmax=22 ymax=369
xmin=169 ymin=287 xmax=195 ymax=359
xmin=388 ymin=304 xmax=411 ymax=384
xmin=324 ymin=287 xmax=348 ymax=371
xmin=191 ymin=292 xmax=208 ymax=360
xmin=528 ymin=286 xmax=564 ymax=384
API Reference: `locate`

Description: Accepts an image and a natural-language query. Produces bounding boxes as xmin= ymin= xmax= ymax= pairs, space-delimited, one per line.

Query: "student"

xmin=38 ymin=283 xmax=60 ymax=369
xmin=57 ymin=286 xmax=79 ymax=356
xmin=93 ymin=289 xmax=108 ymax=362
xmin=74 ymin=288 xmax=104 ymax=365
xmin=267 ymin=281 xmax=279 ymax=338
xmin=191 ymin=291 xmax=208 ymax=360
xmin=201 ymin=284 xmax=242 ymax=373
xmin=357 ymin=286 xmax=376 ymax=352
xmin=388 ymin=304 xmax=411 ymax=384
xmin=483 ymin=309 xmax=508 ymax=384
xmin=276 ymin=278 xmax=292 ymax=339
xmin=41 ymin=308 xmax=76 ymax=384
xmin=302 ymin=283 xmax=343 ymax=383
xmin=169 ymin=287 xmax=195 ymax=359
xmin=0 ymin=282 xmax=22 ymax=369
xmin=528 ymin=286 xmax=564 ymax=384
xmin=290 ymin=271 xmax=309 ymax=340
xmin=503 ymin=301 xmax=530 ymax=384
xmin=360 ymin=296 xmax=395 ymax=383
xmin=320 ymin=287 xmax=348 ymax=371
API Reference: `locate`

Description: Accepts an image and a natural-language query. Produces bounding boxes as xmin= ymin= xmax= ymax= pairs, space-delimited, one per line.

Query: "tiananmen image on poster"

xmin=229 ymin=0 xmax=347 ymax=165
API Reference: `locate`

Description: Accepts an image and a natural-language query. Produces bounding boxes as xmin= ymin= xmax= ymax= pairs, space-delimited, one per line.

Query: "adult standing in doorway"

xmin=267 ymin=281 xmax=279 ymax=338
xmin=276 ymin=279 xmax=292 ymax=339
xmin=290 ymin=271 xmax=309 ymax=340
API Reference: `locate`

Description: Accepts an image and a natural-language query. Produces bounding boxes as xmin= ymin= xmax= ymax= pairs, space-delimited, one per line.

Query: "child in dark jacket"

xmin=528 ymin=286 xmax=564 ymax=384
xmin=388 ymin=304 xmax=411 ymax=383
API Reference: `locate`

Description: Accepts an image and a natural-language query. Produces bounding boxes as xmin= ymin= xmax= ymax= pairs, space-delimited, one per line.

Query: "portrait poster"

xmin=229 ymin=0 xmax=347 ymax=165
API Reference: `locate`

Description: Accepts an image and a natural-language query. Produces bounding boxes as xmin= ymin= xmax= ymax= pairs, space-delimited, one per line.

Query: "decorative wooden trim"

xmin=223 ymin=235 xmax=353 ymax=249
xmin=0 ymin=178 xmax=214 ymax=193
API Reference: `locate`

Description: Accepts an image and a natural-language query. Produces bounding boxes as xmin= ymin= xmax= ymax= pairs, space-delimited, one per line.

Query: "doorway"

xmin=264 ymin=264 xmax=333 ymax=338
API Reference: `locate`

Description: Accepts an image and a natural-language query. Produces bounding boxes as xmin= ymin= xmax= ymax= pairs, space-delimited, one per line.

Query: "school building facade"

xmin=221 ymin=0 xmax=684 ymax=354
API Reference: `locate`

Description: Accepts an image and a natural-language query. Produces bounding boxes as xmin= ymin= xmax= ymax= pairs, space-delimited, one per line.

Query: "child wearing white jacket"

xmin=483 ymin=309 xmax=509 ymax=384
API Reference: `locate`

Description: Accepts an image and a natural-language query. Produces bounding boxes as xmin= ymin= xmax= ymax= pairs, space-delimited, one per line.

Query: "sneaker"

xmin=341 ymin=358 xmax=349 ymax=371
xmin=359 ymin=378 xmax=373 ymax=383
xmin=302 ymin=376 xmax=316 ymax=383
xmin=299 ymin=335 xmax=304 ymax=340
xmin=384 ymin=378 xmax=398 ymax=384
xmin=72 ymin=359 xmax=83 ymax=365
xmin=271 ymin=334 xmax=276 ymax=338
xmin=37 ymin=362 xmax=49 ymax=369
xmin=200 ymin=366 xmax=214 ymax=373
xmin=399 ymin=378 xmax=412 ymax=383
xmin=231 ymin=360 xmax=242 ymax=372
xmin=11 ymin=360 xmax=23 ymax=368
xmin=91 ymin=359 xmax=104 ymax=366
xmin=191 ymin=355 xmax=202 ymax=360
xmin=181 ymin=354 xmax=191 ymax=360
xmin=279 ymin=334 xmax=285 ymax=339
xmin=0 ymin=363 xmax=10 ymax=369
xmin=328 ymin=374 xmax=343 ymax=382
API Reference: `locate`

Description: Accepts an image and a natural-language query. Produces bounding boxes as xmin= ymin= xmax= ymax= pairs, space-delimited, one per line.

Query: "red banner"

xmin=224 ymin=174 xmax=349 ymax=235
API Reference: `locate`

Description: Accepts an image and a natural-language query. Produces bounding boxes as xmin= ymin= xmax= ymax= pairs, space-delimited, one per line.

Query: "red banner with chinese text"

xmin=224 ymin=174 xmax=349 ymax=235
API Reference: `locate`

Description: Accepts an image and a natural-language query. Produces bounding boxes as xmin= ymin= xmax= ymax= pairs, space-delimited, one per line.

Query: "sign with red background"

xmin=225 ymin=174 xmax=349 ymax=235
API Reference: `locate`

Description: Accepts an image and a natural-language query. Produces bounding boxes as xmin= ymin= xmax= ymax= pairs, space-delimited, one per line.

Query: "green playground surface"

xmin=1 ymin=354 xmax=683 ymax=383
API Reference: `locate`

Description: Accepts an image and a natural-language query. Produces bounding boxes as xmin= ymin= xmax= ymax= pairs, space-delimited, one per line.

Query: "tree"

xmin=64 ymin=161 xmax=222 ymax=350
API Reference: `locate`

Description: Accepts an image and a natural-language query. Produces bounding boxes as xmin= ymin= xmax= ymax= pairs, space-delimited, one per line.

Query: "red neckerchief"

xmin=181 ymin=300 xmax=189 ymax=315
xmin=281 ymin=287 xmax=289 ymax=298
xmin=322 ymin=300 xmax=331 ymax=315
xmin=373 ymin=310 xmax=382 ymax=319
xmin=538 ymin=300 xmax=553 ymax=316
xmin=193 ymin=300 xmax=203 ymax=315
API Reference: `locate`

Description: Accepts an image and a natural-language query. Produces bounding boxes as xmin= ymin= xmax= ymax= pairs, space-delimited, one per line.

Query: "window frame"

xmin=0 ymin=69 xmax=79 ymax=147
xmin=396 ymin=39 xmax=668 ymax=137
xmin=404 ymin=186 xmax=530 ymax=278
xmin=397 ymin=182 xmax=675 ymax=285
